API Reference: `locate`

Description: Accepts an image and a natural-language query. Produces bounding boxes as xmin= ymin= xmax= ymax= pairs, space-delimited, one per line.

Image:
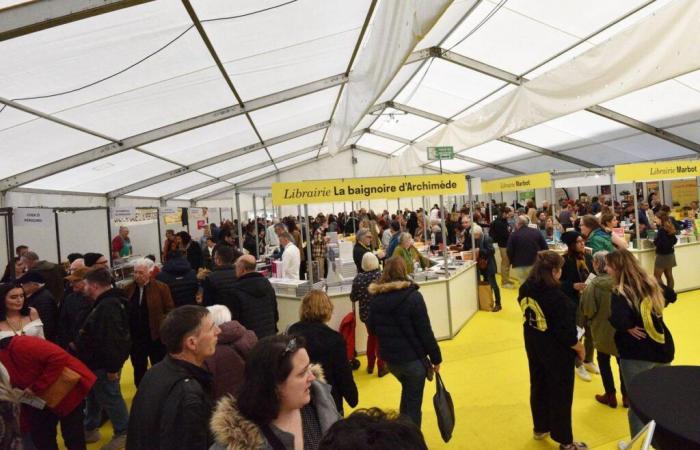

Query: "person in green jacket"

xmin=581 ymin=251 xmax=626 ymax=409
xmin=581 ymin=215 xmax=614 ymax=254
xmin=392 ymin=233 xmax=432 ymax=274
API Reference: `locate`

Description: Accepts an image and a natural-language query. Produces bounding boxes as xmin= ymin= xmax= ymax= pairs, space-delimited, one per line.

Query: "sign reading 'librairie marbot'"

xmin=480 ymin=172 xmax=552 ymax=194
xmin=615 ymin=160 xmax=700 ymax=183
xmin=271 ymin=174 xmax=466 ymax=206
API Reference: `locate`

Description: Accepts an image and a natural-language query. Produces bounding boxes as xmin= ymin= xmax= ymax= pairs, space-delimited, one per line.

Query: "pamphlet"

xmin=576 ymin=326 xmax=585 ymax=341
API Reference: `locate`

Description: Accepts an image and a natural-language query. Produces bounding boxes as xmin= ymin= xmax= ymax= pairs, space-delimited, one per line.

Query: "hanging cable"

xmin=0 ymin=0 xmax=298 ymax=116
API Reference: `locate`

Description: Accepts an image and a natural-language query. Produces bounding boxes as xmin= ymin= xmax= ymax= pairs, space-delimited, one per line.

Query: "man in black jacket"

xmin=56 ymin=267 xmax=92 ymax=349
xmin=157 ymin=251 xmax=199 ymax=306
xmin=75 ymin=268 xmax=131 ymax=450
xmin=127 ymin=305 xmax=220 ymax=450
xmin=507 ymin=215 xmax=548 ymax=285
xmin=490 ymin=207 xmax=514 ymax=288
xmin=229 ymin=255 xmax=278 ymax=338
xmin=202 ymin=245 xmax=240 ymax=307
xmin=18 ymin=271 xmax=59 ymax=342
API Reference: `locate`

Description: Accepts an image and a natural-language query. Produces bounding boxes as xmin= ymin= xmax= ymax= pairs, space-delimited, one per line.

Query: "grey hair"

xmin=516 ymin=215 xmax=530 ymax=227
xmin=356 ymin=229 xmax=369 ymax=240
xmin=470 ymin=224 xmax=484 ymax=236
xmin=592 ymin=250 xmax=608 ymax=274
xmin=132 ymin=258 xmax=155 ymax=272
xmin=280 ymin=232 xmax=294 ymax=242
xmin=361 ymin=252 xmax=379 ymax=271
xmin=207 ymin=305 xmax=232 ymax=327
xmin=399 ymin=232 xmax=413 ymax=245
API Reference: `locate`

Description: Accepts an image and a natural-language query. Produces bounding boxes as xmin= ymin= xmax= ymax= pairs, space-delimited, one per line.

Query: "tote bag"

xmin=433 ymin=373 xmax=455 ymax=442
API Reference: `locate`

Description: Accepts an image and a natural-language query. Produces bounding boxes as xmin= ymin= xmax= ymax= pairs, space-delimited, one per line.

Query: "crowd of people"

xmin=0 ymin=189 xmax=693 ymax=450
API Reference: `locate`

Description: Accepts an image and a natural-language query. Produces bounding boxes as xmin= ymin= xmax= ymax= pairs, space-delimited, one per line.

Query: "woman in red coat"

xmin=0 ymin=335 xmax=96 ymax=450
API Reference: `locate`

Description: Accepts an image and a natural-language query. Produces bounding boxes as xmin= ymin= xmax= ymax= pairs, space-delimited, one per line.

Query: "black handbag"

xmin=433 ymin=373 xmax=455 ymax=443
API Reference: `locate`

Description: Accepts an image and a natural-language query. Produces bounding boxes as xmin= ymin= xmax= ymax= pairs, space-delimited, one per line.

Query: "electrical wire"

xmin=0 ymin=0 xmax=298 ymax=116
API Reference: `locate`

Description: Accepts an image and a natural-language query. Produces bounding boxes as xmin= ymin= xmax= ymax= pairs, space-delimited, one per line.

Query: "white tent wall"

xmin=13 ymin=208 xmax=59 ymax=264
xmin=57 ymin=209 xmax=110 ymax=262
xmin=0 ymin=219 xmax=8 ymax=279
xmin=5 ymin=191 xmax=107 ymax=209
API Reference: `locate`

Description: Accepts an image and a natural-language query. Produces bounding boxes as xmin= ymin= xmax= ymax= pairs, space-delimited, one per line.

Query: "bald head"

xmin=235 ymin=254 xmax=257 ymax=277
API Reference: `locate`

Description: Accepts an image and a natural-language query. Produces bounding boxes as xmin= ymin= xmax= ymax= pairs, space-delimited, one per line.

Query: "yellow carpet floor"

xmin=78 ymin=287 xmax=699 ymax=450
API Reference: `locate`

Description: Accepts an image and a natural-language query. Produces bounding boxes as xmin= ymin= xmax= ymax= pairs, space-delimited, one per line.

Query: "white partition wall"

xmin=57 ymin=209 xmax=110 ymax=261
xmin=13 ymin=208 xmax=60 ymax=263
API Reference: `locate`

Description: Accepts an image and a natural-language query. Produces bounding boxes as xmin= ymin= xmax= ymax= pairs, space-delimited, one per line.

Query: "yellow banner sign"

xmin=615 ymin=160 xmax=700 ymax=182
xmin=481 ymin=172 xmax=551 ymax=194
xmin=271 ymin=174 xmax=466 ymax=206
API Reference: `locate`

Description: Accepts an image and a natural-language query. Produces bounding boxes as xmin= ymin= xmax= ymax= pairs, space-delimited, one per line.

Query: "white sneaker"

xmin=584 ymin=362 xmax=600 ymax=374
xmin=100 ymin=434 xmax=126 ymax=450
xmin=618 ymin=440 xmax=628 ymax=450
xmin=575 ymin=365 xmax=592 ymax=382
xmin=503 ymin=283 xmax=516 ymax=289
xmin=85 ymin=429 xmax=101 ymax=443
xmin=533 ymin=431 xmax=549 ymax=440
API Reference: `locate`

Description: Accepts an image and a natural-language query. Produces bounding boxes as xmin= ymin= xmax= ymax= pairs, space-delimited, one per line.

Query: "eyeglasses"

xmin=281 ymin=337 xmax=299 ymax=359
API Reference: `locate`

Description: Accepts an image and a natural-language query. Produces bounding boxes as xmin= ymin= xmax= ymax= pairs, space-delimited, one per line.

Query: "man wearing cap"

xmin=20 ymin=251 xmax=66 ymax=303
xmin=83 ymin=252 xmax=109 ymax=269
xmin=18 ymin=271 xmax=59 ymax=342
xmin=124 ymin=258 xmax=175 ymax=386
xmin=57 ymin=267 xmax=92 ymax=350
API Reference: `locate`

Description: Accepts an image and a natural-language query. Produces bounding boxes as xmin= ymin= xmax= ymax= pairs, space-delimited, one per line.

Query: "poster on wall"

xmin=671 ymin=180 xmax=698 ymax=207
xmin=162 ymin=208 xmax=182 ymax=225
xmin=13 ymin=208 xmax=51 ymax=226
xmin=112 ymin=208 xmax=157 ymax=225
xmin=518 ymin=191 xmax=535 ymax=202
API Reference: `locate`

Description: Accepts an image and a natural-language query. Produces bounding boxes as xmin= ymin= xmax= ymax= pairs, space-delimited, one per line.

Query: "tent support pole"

xmin=468 ymin=176 xmax=476 ymax=260
xmin=54 ymin=210 xmax=61 ymax=263
xmin=253 ymin=194 xmax=260 ymax=261
xmin=235 ymin=192 xmax=243 ymax=251
xmin=633 ymin=181 xmax=641 ymax=249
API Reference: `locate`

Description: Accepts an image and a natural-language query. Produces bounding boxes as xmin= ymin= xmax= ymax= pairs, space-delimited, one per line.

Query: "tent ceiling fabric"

xmin=1 ymin=0 xmax=700 ymax=201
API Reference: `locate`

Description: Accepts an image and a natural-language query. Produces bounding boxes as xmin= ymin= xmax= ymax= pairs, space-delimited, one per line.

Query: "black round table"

xmin=628 ymin=365 xmax=700 ymax=450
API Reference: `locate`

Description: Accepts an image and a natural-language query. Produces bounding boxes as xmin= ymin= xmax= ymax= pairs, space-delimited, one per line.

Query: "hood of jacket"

xmin=210 ymin=365 xmax=326 ymax=449
xmin=216 ymin=321 xmax=252 ymax=346
xmin=367 ymin=281 xmax=418 ymax=313
xmin=589 ymin=273 xmax=613 ymax=291
xmin=162 ymin=257 xmax=193 ymax=276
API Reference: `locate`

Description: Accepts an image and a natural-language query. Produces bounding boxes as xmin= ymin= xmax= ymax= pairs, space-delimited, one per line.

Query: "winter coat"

xmin=384 ymin=232 xmax=400 ymax=262
xmin=124 ymin=280 xmax=175 ymax=341
xmin=31 ymin=261 xmax=66 ymax=303
xmin=367 ymin=281 xmax=441 ymax=366
xmin=585 ymin=228 xmax=614 ymax=255
xmin=202 ymin=265 xmax=237 ymax=307
xmin=157 ymin=257 xmax=199 ymax=307
xmin=228 ymin=272 xmax=278 ymax=339
xmin=26 ymin=287 xmax=58 ymax=342
xmin=518 ymin=280 xmax=578 ymax=352
xmin=287 ymin=321 xmax=358 ymax=413
xmin=609 ymin=291 xmax=674 ymax=363
xmin=186 ymin=241 xmax=204 ymax=271
xmin=489 ymin=217 xmax=510 ymax=247
xmin=506 ymin=226 xmax=548 ymax=268
xmin=653 ymin=228 xmax=677 ymax=255
xmin=127 ymin=356 xmax=214 ymax=450
xmin=560 ymin=252 xmax=593 ymax=305
xmin=350 ymin=269 xmax=381 ymax=323
xmin=209 ymin=365 xmax=340 ymax=450
xmin=353 ymin=243 xmax=371 ymax=274
xmin=0 ymin=335 xmax=95 ymax=418
xmin=580 ymin=274 xmax=618 ymax=356
xmin=74 ymin=288 xmax=131 ymax=373
xmin=204 ymin=321 xmax=257 ymax=401
xmin=56 ymin=292 xmax=91 ymax=349
xmin=392 ymin=246 xmax=431 ymax=274
xmin=476 ymin=235 xmax=497 ymax=276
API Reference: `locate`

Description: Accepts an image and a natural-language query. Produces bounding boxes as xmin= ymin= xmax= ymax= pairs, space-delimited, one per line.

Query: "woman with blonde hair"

xmin=605 ymin=249 xmax=674 ymax=440
xmin=288 ymin=291 xmax=358 ymax=414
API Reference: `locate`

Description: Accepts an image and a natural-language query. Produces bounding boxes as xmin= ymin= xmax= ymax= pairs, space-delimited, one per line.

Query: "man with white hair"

xmin=124 ymin=258 xmax=175 ymax=386
xmin=279 ymin=232 xmax=300 ymax=279
xmin=265 ymin=218 xmax=281 ymax=247
xmin=506 ymin=215 xmax=548 ymax=284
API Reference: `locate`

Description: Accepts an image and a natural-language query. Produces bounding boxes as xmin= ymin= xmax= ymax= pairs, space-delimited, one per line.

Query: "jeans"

xmin=619 ymin=359 xmax=667 ymax=438
xmin=130 ymin=338 xmax=166 ymax=387
xmin=29 ymin=402 xmax=85 ymax=450
xmin=364 ymin=325 xmax=384 ymax=371
xmin=498 ymin=247 xmax=511 ymax=285
xmin=85 ymin=369 xmax=129 ymax=436
xmin=597 ymin=352 xmax=626 ymax=396
xmin=481 ymin=272 xmax=501 ymax=304
xmin=388 ymin=360 xmax=427 ymax=427
xmin=512 ymin=265 xmax=532 ymax=284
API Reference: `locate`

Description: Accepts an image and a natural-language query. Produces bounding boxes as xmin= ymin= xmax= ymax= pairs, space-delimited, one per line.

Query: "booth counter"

xmin=630 ymin=241 xmax=700 ymax=293
xmin=276 ymin=261 xmax=479 ymax=353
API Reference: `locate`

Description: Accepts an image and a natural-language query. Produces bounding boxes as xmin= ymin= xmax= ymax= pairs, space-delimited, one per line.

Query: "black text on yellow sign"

xmin=271 ymin=174 xmax=467 ymax=206
xmin=614 ymin=160 xmax=700 ymax=182
xmin=480 ymin=172 xmax=552 ymax=194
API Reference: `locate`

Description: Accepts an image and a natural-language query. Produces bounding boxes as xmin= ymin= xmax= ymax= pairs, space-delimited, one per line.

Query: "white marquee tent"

xmin=1 ymin=0 xmax=699 ymax=212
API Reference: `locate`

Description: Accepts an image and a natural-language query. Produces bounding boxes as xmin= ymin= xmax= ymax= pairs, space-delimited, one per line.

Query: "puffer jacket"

xmin=586 ymin=228 xmax=615 ymax=255
xmin=580 ymin=273 xmax=618 ymax=356
xmin=202 ymin=265 xmax=237 ymax=307
xmin=209 ymin=365 xmax=340 ymax=450
xmin=226 ymin=272 xmax=278 ymax=339
xmin=157 ymin=257 xmax=199 ymax=307
xmin=367 ymin=281 xmax=441 ymax=366
xmin=204 ymin=321 xmax=257 ymax=401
